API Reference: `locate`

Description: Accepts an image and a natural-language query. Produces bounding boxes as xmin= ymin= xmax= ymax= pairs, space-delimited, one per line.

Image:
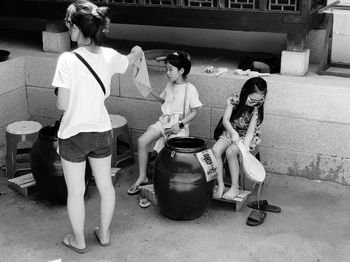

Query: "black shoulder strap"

xmin=73 ymin=52 xmax=106 ymax=95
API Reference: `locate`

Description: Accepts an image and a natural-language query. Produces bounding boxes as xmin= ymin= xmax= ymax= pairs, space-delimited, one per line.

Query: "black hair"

xmin=213 ymin=77 xmax=267 ymax=140
xmin=65 ymin=0 xmax=110 ymax=46
xmin=230 ymin=77 xmax=267 ymax=124
xmin=165 ymin=52 xmax=191 ymax=79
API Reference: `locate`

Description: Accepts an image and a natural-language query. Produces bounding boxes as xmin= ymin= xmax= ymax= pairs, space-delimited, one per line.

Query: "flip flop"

xmin=94 ymin=227 xmax=110 ymax=247
xmin=127 ymin=184 xmax=141 ymax=195
xmin=247 ymin=200 xmax=281 ymax=213
xmin=246 ymin=210 xmax=267 ymax=226
xmin=138 ymin=196 xmax=151 ymax=208
xmin=127 ymin=181 xmax=149 ymax=195
xmin=62 ymin=234 xmax=88 ymax=254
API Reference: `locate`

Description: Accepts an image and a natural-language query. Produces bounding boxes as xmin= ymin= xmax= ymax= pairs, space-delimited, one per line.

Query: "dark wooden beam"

xmin=0 ymin=0 xmax=323 ymax=34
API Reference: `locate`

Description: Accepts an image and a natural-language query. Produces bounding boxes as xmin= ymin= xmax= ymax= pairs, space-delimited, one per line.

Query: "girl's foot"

xmin=222 ymin=187 xmax=240 ymax=200
xmin=134 ymin=177 xmax=148 ymax=187
xmin=127 ymin=177 xmax=149 ymax=195
xmin=62 ymin=234 xmax=88 ymax=254
xmin=94 ymin=227 xmax=110 ymax=247
xmin=213 ymin=184 xmax=225 ymax=199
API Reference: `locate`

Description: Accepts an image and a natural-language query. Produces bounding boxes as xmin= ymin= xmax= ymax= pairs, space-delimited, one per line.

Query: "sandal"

xmin=138 ymin=196 xmax=151 ymax=208
xmin=247 ymin=200 xmax=281 ymax=213
xmin=127 ymin=184 xmax=141 ymax=195
xmin=127 ymin=181 xmax=148 ymax=195
xmin=62 ymin=234 xmax=88 ymax=254
xmin=246 ymin=210 xmax=267 ymax=226
xmin=94 ymin=227 xmax=110 ymax=247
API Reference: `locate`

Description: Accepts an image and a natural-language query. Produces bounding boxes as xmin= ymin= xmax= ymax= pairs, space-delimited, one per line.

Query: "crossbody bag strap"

xmin=182 ymin=82 xmax=189 ymax=119
xmin=73 ymin=52 xmax=106 ymax=95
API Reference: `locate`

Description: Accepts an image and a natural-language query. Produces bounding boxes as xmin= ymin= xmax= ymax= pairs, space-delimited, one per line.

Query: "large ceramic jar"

xmin=31 ymin=125 xmax=91 ymax=204
xmin=154 ymin=137 xmax=215 ymax=220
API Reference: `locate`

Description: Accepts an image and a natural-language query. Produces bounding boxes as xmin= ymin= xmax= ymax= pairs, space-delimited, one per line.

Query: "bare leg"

xmin=61 ymin=157 xmax=87 ymax=249
xmin=89 ymin=155 xmax=114 ymax=245
xmin=133 ymin=127 xmax=162 ymax=187
xmin=223 ymin=144 xmax=240 ymax=200
xmin=212 ymin=139 xmax=230 ymax=198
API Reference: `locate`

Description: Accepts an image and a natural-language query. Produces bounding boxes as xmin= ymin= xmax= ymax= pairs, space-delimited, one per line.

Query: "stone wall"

xmin=1 ymin=54 xmax=349 ymax=185
xmin=0 ymin=57 xmax=29 ymax=166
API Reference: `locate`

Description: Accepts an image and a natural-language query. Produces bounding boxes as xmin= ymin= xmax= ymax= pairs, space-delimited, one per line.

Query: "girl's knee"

xmin=212 ymin=146 xmax=220 ymax=157
xmin=67 ymin=187 xmax=85 ymax=198
xmin=226 ymin=145 xmax=239 ymax=158
xmin=97 ymin=182 xmax=114 ymax=196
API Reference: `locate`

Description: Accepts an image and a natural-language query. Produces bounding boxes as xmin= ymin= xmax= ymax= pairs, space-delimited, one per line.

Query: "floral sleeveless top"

xmin=221 ymin=94 xmax=262 ymax=151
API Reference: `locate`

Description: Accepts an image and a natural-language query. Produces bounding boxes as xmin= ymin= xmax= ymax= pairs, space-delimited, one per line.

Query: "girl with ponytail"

xmin=53 ymin=0 xmax=143 ymax=253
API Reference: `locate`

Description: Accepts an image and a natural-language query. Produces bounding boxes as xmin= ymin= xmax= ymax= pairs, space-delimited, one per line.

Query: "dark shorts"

xmin=58 ymin=130 xmax=112 ymax=163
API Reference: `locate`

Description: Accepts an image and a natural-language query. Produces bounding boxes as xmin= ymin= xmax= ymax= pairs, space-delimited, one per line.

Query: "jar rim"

xmin=165 ymin=137 xmax=207 ymax=153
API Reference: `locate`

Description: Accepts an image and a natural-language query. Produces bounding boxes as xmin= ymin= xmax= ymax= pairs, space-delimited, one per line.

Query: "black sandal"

xmin=246 ymin=210 xmax=267 ymax=226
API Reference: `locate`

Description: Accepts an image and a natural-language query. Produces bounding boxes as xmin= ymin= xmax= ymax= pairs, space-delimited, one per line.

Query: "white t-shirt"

xmin=52 ymin=47 xmax=129 ymax=139
xmin=159 ymin=82 xmax=203 ymax=117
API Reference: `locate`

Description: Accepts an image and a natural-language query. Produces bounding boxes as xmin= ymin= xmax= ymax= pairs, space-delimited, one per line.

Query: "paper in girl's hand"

xmin=133 ymin=52 xmax=153 ymax=97
xmin=164 ymin=128 xmax=172 ymax=137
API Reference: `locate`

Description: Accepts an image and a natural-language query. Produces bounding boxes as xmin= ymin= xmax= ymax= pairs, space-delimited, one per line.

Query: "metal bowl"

xmin=0 ymin=50 xmax=10 ymax=62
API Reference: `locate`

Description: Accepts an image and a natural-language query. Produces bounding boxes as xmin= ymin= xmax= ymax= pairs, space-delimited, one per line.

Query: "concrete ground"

xmin=0 ymin=160 xmax=349 ymax=262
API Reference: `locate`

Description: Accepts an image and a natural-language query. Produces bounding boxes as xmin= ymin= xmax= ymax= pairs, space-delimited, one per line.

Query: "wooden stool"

xmin=223 ymin=145 xmax=261 ymax=191
xmin=109 ymin=114 xmax=133 ymax=167
xmin=6 ymin=121 xmax=42 ymax=178
xmin=212 ymin=185 xmax=251 ymax=211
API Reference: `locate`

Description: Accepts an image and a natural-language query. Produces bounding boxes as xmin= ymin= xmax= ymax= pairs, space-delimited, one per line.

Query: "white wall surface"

xmin=329 ymin=0 xmax=350 ymax=63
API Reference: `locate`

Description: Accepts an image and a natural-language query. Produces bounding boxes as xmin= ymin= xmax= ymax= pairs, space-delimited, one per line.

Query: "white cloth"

xmin=52 ymin=47 xmax=129 ymax=139
xmin=133 ymin=52 xmax=152 ymax=97
xmin=152 ymin=82 xmax=203 ymax=152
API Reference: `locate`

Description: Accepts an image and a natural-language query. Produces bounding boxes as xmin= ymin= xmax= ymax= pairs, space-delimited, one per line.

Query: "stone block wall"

xmin=1 ymin=54 xmax=349 ymax=186
xmin=0 ymin=57 xmax=28 ymax=166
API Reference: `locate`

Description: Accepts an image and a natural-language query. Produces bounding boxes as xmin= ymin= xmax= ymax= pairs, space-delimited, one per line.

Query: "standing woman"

xmin=53 ymin=0 xmax=142 ymax=253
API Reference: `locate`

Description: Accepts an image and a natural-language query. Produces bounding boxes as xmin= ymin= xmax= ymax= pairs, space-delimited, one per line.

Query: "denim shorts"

xmin=58 ymin=130 xmax=112 ymax=163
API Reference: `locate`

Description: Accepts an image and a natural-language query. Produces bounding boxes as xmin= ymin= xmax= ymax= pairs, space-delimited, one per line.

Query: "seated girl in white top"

xmin=127 ymin=52 xmax=203 ymax=195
